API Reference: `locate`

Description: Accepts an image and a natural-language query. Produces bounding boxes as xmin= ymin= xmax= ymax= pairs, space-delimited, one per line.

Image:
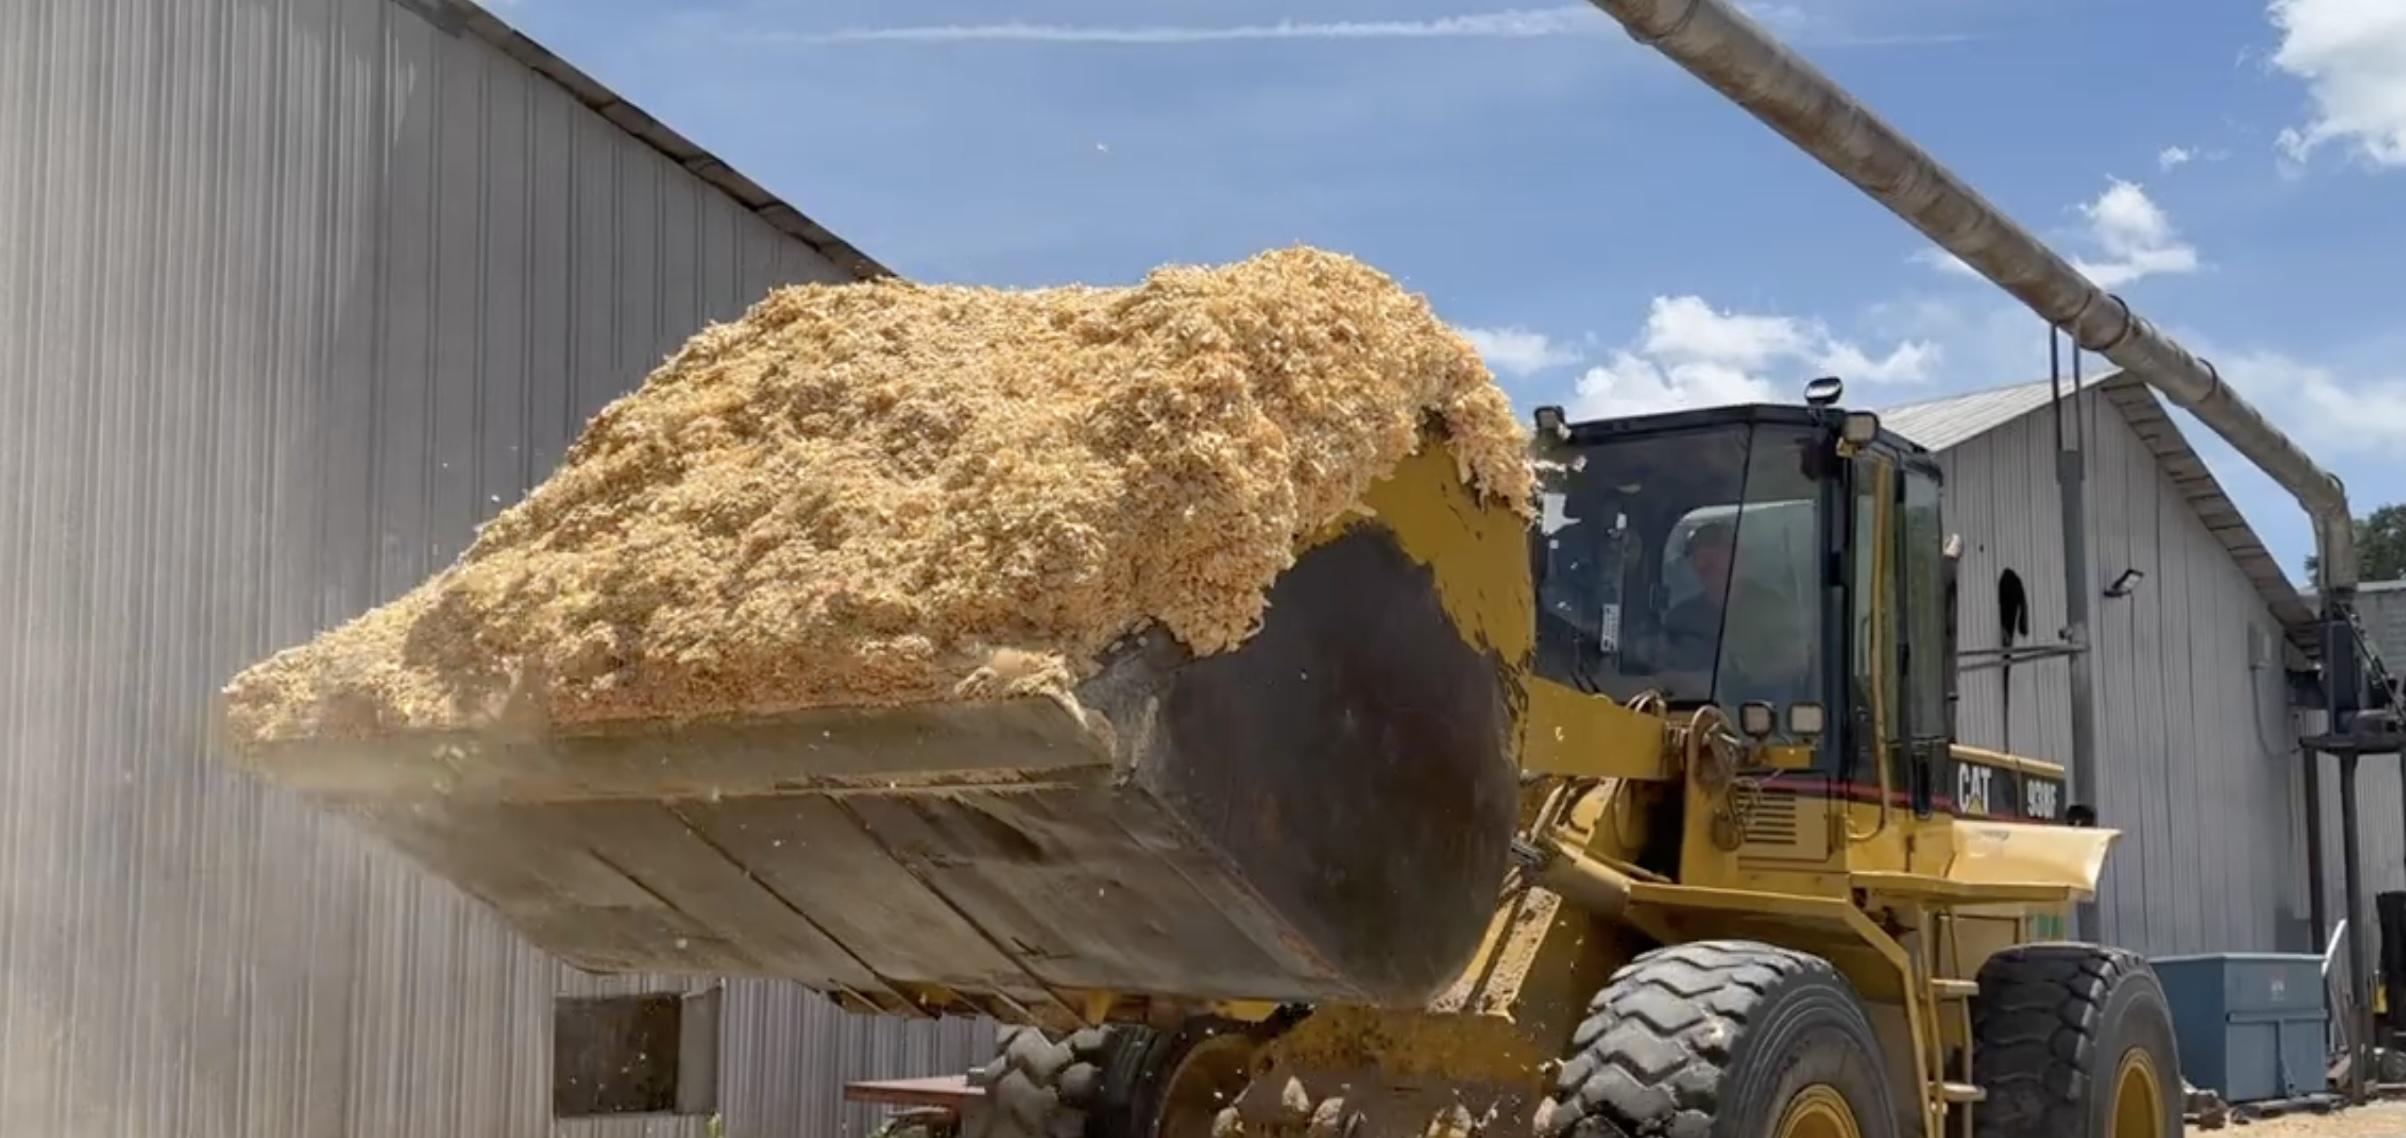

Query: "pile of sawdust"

xmin=221 ymin=246 xmax=1531 ymax=748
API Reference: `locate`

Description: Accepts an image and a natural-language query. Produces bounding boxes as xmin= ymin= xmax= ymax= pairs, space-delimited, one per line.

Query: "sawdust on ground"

xmin=2229 ymin=1100 xmax=2406 ymax=1137
xmin=222 ymin=247 xmax=1530 ymax=749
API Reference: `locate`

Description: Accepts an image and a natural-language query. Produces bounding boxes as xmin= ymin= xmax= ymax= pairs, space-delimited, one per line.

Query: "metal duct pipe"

xmin=1585 ymin=0 xmax=2360 ymax=595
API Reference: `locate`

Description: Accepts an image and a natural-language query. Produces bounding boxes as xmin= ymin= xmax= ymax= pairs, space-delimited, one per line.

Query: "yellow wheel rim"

xmin=1157 ymin=1032 xmax=1258 ymax=1138
xmin=1774 ymin=1084 xmax=1862 ymax=1138
xmin=2111 ymin=1048 xmax=2166 ymax=1138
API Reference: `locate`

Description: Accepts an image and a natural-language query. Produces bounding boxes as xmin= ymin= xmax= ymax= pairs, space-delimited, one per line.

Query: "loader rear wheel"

xmin=1538 ymin=940 xmax=1898 ymax=1138
xmin=969 ymin=1025 xmax=1137 ymax=1138
xmin=1971 ymin=944 xmax=2181 ymax=1138
xmin=968 ymin=1021 xmax=1261 ymax=1138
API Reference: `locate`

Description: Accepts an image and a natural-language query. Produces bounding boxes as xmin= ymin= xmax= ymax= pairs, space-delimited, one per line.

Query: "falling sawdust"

xmin=221 ymin=246 xmax=1531 ymax=748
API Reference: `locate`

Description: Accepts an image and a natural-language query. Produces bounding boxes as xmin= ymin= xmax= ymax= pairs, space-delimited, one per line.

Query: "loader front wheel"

xmin=1538 ymin=940 xmax=1898 ymax=1138
xmin=968 ymin=1025 xmax=1138 ymax=1138
xmin=1971 ymin=944 xmax=2181 ymax=1138
xmin=1109 ymin=1020 xmax=1261 ymax=1138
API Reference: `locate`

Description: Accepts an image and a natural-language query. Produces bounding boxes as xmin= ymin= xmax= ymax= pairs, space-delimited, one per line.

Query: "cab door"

xmin=1897 ymin=467 xmax=1953 ymax=816
xmin=1845 ymin=456 xmax=1951 ymax=816
xmin=1845 ymin=456 xmax=1902 ymax=806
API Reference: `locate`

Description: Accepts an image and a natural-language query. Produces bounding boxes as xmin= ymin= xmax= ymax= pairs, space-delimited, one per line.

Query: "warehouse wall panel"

xmin=0 ymin=1 xmax=981 ymax=1135
xmin=2319 ymin=582 xmax=2406 ymax=967
xmin=1935 ymin=391 xmax=2311 ymax=958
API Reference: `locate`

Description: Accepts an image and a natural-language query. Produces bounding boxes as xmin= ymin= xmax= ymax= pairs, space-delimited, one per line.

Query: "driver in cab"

xmin=1661 ymin=520 xmax=1811 ymax=704
xmin=1664 ymin=520 xmax=1743 ymax=674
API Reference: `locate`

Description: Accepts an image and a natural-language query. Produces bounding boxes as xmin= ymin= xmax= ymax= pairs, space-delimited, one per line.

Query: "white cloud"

xmin=1868 ymin=295 xmax=2057 ymax=382
xmin=1641 ymin=296 xmax=1812 ymax=368
xmin=775 ymin=6 xmax=1973 ymax=49
xmin=1460 ymin=326 xmax=1580 ymax=376
xmin=1908 ymin=179 xmax=2199 ymax=289
xmin=1569 ymin=296 xmax=1939 ymax=419
xmin=2216 ymin=348 xmax=2406 ymax=453
xmin=1822 ymin=339 xmax=1942 ymax=384
xmin=783 ymin=8 xmax=1601 ymax=45
xmin=2070 ymin=178 xmax=2200 ymax=288
xmin=2268 ymin=0 xmax=2406 ymax=167
xmin=1909 ymin=247 xmax=1982 ymax=279
xmin=2159 ymin=145 xmax=2231 ymax=170
xmin=1575 ymin=352 xmax=1780 ymax=418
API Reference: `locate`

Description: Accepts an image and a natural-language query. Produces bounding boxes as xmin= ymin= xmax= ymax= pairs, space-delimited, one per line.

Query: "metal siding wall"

xmin=2089 ymin=389 xmax=2276 ymax=955
xmin=2366 ymin=589 xmax=2406 ymax=666
xmin=0 ymin=1 xmax=986 ymax=1135
xmin=1940 ymin=443 xmax=1999 ymax=749
xmin=1937 ymin=393 xmax=2306 ymax=957
xmin=2111 ymin=395 xmax=2179 ymax=949
xmin=2343 ymin=761 xmax=2406 ymax=960
xmin=1941 ymin=415 xmax=2073 ymax=761
xmin=2306 ymin=710 xmax=2406 ymax=972
xmin=2338 ymin=588 xmax=2406 ymax=967
xmin=2085 ymin=401 xmax=2152 ymax=944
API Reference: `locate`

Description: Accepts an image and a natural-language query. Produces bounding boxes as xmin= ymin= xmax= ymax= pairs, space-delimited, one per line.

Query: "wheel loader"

xmin=914 ymin=387 xmax=2179 ymax=1138
xmin=244 ymin=381 xmax=2181 ymax=1138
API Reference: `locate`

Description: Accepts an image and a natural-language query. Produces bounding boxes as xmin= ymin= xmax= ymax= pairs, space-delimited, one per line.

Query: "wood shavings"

xmin=222 ymin=246 xmax=1531 ymax=748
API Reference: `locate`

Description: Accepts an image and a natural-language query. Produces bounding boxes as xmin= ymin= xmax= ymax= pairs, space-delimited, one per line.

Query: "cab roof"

xmin=1554 ymin=402 xmax=1937 ymax=474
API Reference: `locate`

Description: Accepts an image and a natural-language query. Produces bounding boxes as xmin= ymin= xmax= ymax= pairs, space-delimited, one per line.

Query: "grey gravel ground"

xmin=2228 ymin=1100 xmax=2406 ymax=1137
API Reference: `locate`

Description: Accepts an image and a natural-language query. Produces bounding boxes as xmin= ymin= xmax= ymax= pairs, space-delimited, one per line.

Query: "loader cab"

xmin=1529 ymin=384 xmax=1955 ymax=809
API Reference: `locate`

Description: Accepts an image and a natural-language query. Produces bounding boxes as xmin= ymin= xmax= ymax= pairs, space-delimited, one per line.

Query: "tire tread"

xmin=968 ymin=1025 xmax=1143 ymax=1138
xmin=1538 ymin=940 xmax=1833 ymax=1138
xmin=1971 ymin=943 xmax=2166 ymax=1138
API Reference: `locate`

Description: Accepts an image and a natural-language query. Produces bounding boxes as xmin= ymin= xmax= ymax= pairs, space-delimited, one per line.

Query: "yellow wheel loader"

xmin=921 ymin=387 xmax=2181 ymax=1138
xmin=248 ymin=384 xmax=2180 ymax=1138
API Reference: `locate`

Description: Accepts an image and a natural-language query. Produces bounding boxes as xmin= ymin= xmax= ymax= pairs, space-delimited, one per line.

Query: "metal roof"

xmin=1880 ymin=374 xmax=2110 ymax=451
xmin=441 ymin=0 xmax=890 ymax=281
xmin=1884 ymin=373 xmax=2319 ymax=658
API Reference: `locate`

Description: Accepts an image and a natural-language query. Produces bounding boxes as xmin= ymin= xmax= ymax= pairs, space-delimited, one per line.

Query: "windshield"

xmin=1533 ymin=423 xmax=1824 ymax=711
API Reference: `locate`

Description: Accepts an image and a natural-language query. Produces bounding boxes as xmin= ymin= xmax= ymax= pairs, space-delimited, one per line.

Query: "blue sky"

xmin=497 ymin=0 xmax=2406 ymax=581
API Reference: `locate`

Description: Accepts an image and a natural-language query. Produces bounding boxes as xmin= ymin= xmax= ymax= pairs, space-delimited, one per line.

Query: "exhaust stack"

xmin=1583 ymin=0 xmax=2358 ymax=595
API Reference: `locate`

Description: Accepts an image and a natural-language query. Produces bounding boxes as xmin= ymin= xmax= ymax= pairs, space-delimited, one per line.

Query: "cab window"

xmin=1849 ymin=457 xmax=1900 ymax=782
xmin=1532 ymin=423 xmax=1823 ymax=714
xmin=1900 ymin=470 xmax=1948 ymax=744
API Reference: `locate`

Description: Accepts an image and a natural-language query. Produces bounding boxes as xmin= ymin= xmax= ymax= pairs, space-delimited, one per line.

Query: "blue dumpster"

xmin=2149 ymin=953 xmax=2327 ymax=1102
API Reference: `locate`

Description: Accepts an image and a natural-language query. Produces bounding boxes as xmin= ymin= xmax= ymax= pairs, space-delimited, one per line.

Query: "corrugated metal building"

xmin=2349 ymin=583 xmax=2406 ymax=667
xmin=2298 ymin=579 xmax=2406 ymax=950
xmin=10 ymin=0 xmax=2395 ymax=1132
xmin=1886 ymin=373 xmax=2390 ymax=959
xmin=0 ymin=1 xmax=985 ymax=1135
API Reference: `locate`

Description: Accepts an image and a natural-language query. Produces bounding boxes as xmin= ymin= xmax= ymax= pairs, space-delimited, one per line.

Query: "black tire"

xmin=968 ymin=1025 xmax=1148 ymax=1138
xmin=1100 ymin=1018 xmax=1261 ymax=1138
xmin=1539 ymin=940 xmax=1900 ymax=1138
xmin=1972 ymin=944 xmax=2183 ymax=1138
xmin=968 ymin=1021 xmax=1259 ymax=1138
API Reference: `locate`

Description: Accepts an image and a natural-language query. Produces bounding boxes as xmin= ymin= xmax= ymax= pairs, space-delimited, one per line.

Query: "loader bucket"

xmin=236 ymin=446 xmax=1531 ymax=1022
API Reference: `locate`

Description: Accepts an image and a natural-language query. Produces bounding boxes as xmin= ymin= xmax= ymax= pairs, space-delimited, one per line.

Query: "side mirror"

xmin=1943 ymin=533 xmax=1963 ymax=560
xmin=1533 ymin=405 xmax=1569 ymax=441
